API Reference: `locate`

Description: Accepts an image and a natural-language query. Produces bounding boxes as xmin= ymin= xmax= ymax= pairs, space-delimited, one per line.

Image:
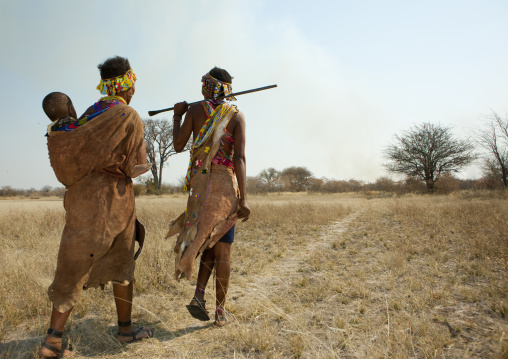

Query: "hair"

xmin=97 ymin=56 xmax=131 ymax=79
xmin=42 ymin=92 xmax=73 ymax=122
xmin=209 ymin=67 xmax=233 ymax=83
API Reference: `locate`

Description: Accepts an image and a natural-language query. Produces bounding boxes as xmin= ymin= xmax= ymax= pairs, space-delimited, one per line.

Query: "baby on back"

xmin=43 ymin=92 xmax=78 ymax=133
xmin=42 ymin=92 xmax=151 ymax=178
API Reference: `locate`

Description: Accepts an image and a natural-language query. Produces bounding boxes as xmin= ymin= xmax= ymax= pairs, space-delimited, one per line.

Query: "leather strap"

xmin=42 ymin=336 xmax=72 ymax=359
xmin=46 ymin=328 xmax=63 ymax=338
xmin=118 ymin=320 xmax=132 ymax=327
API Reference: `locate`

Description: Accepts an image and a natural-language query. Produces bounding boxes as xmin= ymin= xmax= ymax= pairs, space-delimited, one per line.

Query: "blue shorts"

xmin=218 ymin=225 xmax=235 ymax=244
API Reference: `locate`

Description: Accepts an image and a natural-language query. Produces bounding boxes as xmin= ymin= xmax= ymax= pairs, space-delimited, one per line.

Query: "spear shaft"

xmin=148 ymin=84 xmax=277 ymax=117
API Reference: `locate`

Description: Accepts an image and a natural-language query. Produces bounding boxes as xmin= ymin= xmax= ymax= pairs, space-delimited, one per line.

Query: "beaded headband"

xmin=201 ymin=72 xmax=236 ymax=101
xmin=96 ymin=68 xmax=137 ymax=96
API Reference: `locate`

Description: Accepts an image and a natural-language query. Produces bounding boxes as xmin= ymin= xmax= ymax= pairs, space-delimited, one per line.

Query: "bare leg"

xmin=213 ymin=242 xmax=231 ymax=309
xmin=191 ymin=248 xmax=215 ymax=304
xmin=113 ymin=282 xmax=152 ymax=342
xmin=49 ymin=307 xmax=73 ymax=333
xmin=38 ymin=307 xmax=73 ymax=358
xmin=113 ymin=282 xmax=133 ymax=323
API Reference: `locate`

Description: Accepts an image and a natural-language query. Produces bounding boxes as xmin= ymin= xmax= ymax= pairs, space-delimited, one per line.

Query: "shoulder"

xmin=113 ymin=104 xmax=143 ymax=128
xmin=233 ymin=110 xmax=245 ymax=124
xmin=186 ymin=102 xmax=206 ymax=121
xmin=227 ymin=109 xmax=245 ymax=134
xmin=117 ymin=103 xmax=140 ymax=117
xmin=189 ymin=102 xmax=203 ymax=112
xmin=188 ymin=102 xmax=204 ymax=115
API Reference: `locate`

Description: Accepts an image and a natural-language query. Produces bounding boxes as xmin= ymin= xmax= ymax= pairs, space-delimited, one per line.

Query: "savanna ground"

xmin=0 ymin=192 xmax=507 ymax=358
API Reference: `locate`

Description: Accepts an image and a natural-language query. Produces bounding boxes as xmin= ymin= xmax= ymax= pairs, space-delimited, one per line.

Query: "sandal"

xmin=214 ymin=308 xmax=233 ymax=327
xmin=39 ymin=329 xmax=74 ymax=358
xmin=117 ymin=320 xmax=153 ymax=343
xmin=186 ymin=296 xmax=210 ymax=321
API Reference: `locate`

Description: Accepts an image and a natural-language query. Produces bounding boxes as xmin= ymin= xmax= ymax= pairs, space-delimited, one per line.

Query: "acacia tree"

xmin=259 ymin=167 xmax=280 ymax=192
xmin=384 ymin=122 xmax=475 ymax=192
xmin=143 ymin=119 xmax=191 ymax=190
xmin=280 ymin=166 xmax=312 ymax=192
xmin=476 ymin=112 xmax=508 ymax=188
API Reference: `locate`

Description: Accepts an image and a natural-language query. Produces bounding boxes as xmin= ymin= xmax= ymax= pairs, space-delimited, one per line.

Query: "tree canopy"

xmin=384 ymin=122 xmax=475 ymax=191
xmin=280 ymin=166 xmax=313 ymax=192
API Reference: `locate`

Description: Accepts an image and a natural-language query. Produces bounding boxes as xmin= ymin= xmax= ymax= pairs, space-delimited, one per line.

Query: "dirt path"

xmin=217 ymin=210 xmax=366 ymax=358
xmin=238 ymin=211 xmax=363 ymax=295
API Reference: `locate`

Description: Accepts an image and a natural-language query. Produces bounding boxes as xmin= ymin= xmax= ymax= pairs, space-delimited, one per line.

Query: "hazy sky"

xmin=1 ymin=0 xmax=507 ymax=189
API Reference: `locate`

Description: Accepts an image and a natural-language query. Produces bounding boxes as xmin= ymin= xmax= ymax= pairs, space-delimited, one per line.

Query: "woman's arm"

xmin=232 ymin=112 xmax=250 ymax=221
xmin=137 ymin=140 xmax=147 ymax=164
xmin=131 ymin=121 xmax=152 ymax=178
xmin=173 ymin=102 xmax=193 ymax=152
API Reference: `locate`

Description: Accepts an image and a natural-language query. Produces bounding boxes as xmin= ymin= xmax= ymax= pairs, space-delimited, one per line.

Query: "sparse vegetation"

xmin=1 ymin=165 xmax=505 ymax=200
xmin=0 ymin=192 xmax=507 ymax=358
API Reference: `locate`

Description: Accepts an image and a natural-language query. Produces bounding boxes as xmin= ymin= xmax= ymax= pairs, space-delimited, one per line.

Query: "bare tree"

xmin=476 ymin=112 xmax=508 ymax=188
xmin=143 ymin=119 xmax=191 ymax=190
xmin=384 ymin=122 xmax=475 ymax=192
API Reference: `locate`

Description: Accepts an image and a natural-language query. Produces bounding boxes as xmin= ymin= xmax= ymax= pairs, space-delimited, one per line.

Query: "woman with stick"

xmin=166 ymin=67 xmax=250 ymax=326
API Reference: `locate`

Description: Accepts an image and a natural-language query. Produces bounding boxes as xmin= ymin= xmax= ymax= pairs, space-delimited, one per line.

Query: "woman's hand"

xmin=173 ymin=101 xmax=189 ymax=116
xmin=237 ymin=199 xmax=251 ymax=222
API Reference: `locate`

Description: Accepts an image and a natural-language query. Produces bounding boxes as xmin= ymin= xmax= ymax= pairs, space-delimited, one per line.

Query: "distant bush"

xmin=434 ymin=173 xmax=461 ymax=194
xmin=245 ymin=167 xmax=496 ymax=195
xmin=0 ymin=186 xmax=20 ymax=197
xmin=0 ymin=185 xmax=66 ymax=198
xmin=133 ymin=183 xmax=145 ymax=197
xmin=3 ymin=166 xmax=504 ymax=199
xmin=132 ymin=178 xmax=182 ymax=196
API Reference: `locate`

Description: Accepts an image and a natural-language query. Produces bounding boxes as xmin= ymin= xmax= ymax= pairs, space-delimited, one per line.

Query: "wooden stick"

xmin=148 ymin=84 xmax=277 ymax=116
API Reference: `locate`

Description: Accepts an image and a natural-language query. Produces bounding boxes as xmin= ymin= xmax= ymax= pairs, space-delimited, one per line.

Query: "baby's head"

xmin=42 ymin=92 xmax=77 ymax=122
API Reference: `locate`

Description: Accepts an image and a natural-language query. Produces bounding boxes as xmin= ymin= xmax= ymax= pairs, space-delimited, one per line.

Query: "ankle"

xmin=45 ymin=335 xmax=62 ymax=344
xmin=118 ymin=319 xmax=132 ymax=332
xmin=194 ymin=288 xmax=205 ymax=301
xmin=216 ymin=307 xmax=225 ymax=315
xmin=118 ymin=325 xmax=132 ymax=333
xmin=44 ymin=328 xmax=64 ymax=343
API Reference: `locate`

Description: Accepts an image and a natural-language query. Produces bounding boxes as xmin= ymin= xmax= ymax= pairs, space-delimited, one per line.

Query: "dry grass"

xmin=0 ymin=192 xmax=507 ymax=358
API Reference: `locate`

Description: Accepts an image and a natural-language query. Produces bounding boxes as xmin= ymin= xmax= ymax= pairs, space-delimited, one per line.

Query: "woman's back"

xmin=190 ymin=101 xmax=238 ymax=156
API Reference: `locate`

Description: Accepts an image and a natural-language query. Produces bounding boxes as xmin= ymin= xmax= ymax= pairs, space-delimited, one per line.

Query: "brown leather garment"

xmin=166 ymin=105 xmax=239 ymax=280
xmin=46 ymin=104 xmax=145 ymax=313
